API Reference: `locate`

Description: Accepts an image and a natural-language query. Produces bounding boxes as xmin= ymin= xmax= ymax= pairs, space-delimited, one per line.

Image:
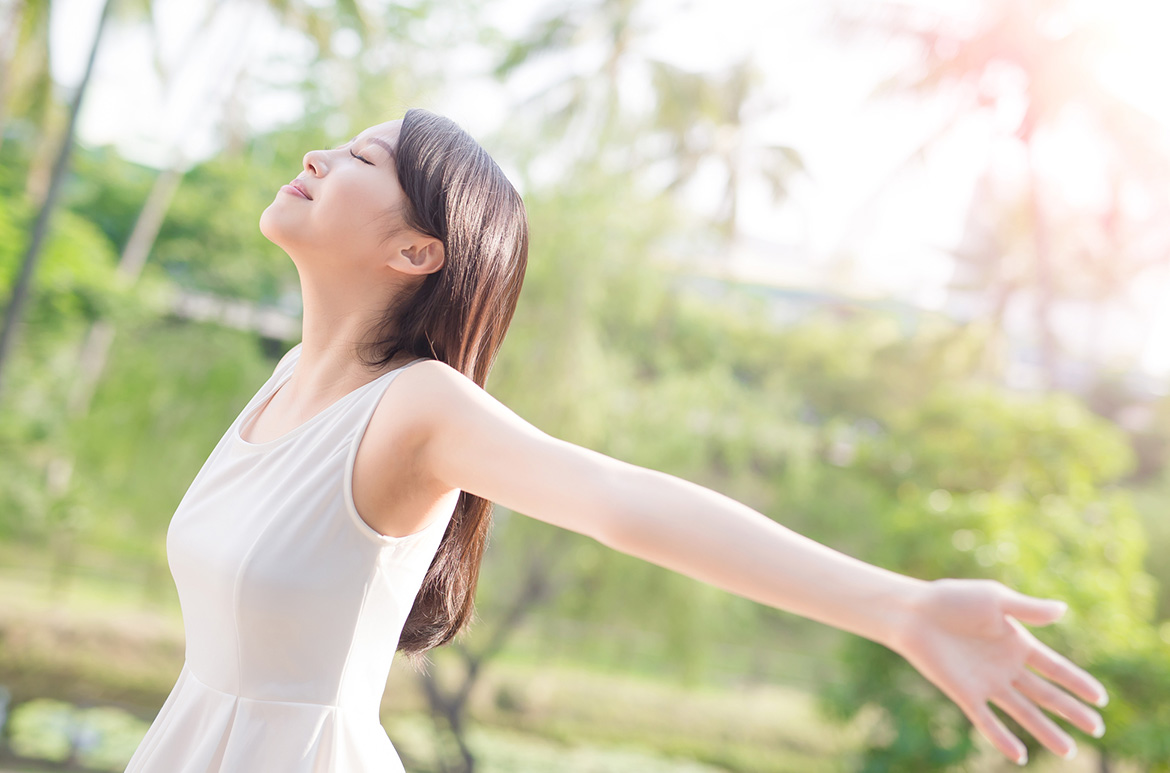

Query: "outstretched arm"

xmin=405 ymin=361 xmax=1109 ymax=765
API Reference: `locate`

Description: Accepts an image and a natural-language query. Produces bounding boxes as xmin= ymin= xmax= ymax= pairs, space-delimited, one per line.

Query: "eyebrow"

xmin=365 ymin=137 xmax=396 ymax=157
xmin=332 ymin=135 xmax=396 ymax=158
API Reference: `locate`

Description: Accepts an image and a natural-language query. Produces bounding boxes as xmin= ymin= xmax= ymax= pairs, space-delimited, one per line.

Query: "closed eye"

xmin=350 ymin=149 xmax=374 ymax=165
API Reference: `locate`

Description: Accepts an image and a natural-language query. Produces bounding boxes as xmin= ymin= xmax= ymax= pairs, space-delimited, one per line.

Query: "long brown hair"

xmin=356 ymin=108 xmax=529 ymax=669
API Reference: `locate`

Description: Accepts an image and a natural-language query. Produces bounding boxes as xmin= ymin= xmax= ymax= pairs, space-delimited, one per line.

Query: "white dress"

xmin=125 ymin=343 xmax=452 ymax=772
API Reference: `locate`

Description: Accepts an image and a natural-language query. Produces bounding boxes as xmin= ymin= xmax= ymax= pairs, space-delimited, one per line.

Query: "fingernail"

xmin=1016 ymin=750 xmax=1028 ymax=766
xmin=1063 ymin=743 xmax=1078 ymax=760
xmin=1091 ymin=719 xmax=1105 ymax=738
xmin=1095 ymin=692 xmax=1109 ymax=708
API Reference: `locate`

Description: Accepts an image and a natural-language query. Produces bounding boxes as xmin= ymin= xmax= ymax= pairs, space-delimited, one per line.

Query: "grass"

xmin=382 ymin=653 xmax=867 ymax=773
xmin=0 ymin=546 xmax=1122 ymax=772
xmin=0 ymin=547 xmax=864 ymax=771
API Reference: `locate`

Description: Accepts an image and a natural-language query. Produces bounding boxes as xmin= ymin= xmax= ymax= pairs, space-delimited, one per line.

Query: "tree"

xmin=0 ymin=0 xmax=114 ymax=398
xmin=0 ymin=0 xmax=33 ymax=154
xmin=648 ymin=57 xmax=804 ymax=239
xmin=494 ymin=0 xmax=644 ymax=160
xmin=788 ymin=315 xmax=1163 ymax=771
xmin=0 ymin=0 xmax=53 ymax=169
xmin=497 ymin=4 xmax=805 ymax=251
xmin=831 ymin=0 xmax=1170 ymax=388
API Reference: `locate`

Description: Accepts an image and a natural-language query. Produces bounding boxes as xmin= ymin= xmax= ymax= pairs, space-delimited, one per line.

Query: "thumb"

xmin=999 ymin=588 xmax=1068 ymax=626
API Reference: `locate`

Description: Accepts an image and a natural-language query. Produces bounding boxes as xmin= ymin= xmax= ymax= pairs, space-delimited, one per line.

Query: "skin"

xmin=258 ymin=118 xmax=1110 ymax=766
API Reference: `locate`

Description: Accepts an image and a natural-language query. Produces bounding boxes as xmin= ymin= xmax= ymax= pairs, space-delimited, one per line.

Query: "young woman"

xmin=124 ymin=109 xmax=1109 ymax=772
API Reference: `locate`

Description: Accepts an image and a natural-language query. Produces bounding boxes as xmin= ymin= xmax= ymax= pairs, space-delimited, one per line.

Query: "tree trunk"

xmin=419 ymin=529 xmax=572 ymax=773
xmin=66 ymin=166 xmax=184 ymax=417
xmin=64 ymin=0 xmax=263 ymax=417
xmin=977 ymin=279 xmax=1015 ymax=377
xmin=0 ymin=0 xmax=28 ymax=155
xmin=47 ymin=0 xmax=256 ymax=505
xmin=1027 ymin=141 xmax=1058 ymax=391
xmin=0 ymin=0 xmax=116 ymax=400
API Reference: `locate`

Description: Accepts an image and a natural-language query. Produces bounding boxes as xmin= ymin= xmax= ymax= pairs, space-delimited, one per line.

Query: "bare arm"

xmin=597 ymin=464 xmax=931 ymax=647
xmin=403 ymin=360 xmax=1109 ymax=764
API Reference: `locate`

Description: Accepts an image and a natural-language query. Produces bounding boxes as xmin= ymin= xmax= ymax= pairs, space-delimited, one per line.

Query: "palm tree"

xmin=0 ymin=0 xmax=34 ymax=154
xmin=2 ymin=0 xmax=380 ymax=404
xmin=0 ymin=0 xmax=114 ymax=399
xmin=0 ymin=0 xmax=58 ymax=200
xmin=497 ymin=4 xmax=804 ymax=244
xmin=66 ymin=0 xmax=261 ymax=417
xmin=648 ymin=57 xmax=804 ymax=239
xmin=64 ymin=0 xmax=405 ymax=417
xmin=495 ymin=0 xmax=643 ymax=153
xmin=830 ymin=0 xmax=1170 ymax=388
xmin=0 ymin=0 xmax=391 ymax=608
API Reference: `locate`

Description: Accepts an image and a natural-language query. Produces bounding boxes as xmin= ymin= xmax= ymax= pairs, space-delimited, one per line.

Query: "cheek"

xmin=321 ymin=194 xmax=390 ymax=242
xmin=311 ymin=208 xmax=374 ymax=250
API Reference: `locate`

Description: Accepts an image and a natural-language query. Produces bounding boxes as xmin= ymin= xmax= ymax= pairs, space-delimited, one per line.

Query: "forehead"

xmin=358 ymin=118 xmax=402 ymax=146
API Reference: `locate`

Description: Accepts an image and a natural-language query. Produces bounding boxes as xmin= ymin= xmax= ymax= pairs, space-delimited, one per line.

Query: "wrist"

xmin=874 ymin=575 xmax=933 ymax=653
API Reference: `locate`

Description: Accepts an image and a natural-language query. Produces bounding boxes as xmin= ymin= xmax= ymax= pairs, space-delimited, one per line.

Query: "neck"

xmin=289 ymin=274 xmax=409 ymax=400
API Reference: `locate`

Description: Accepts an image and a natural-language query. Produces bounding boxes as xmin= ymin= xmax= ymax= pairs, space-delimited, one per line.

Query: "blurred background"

xmin=0 ymin=0 xmax=1168 ymax=770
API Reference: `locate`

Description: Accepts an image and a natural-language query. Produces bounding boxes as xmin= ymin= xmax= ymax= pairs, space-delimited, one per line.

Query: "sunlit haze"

xmin=48 ymin=0 xmax=1170 ymax=380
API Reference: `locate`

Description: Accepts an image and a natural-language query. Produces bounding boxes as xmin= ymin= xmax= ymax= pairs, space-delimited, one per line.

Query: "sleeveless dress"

xmin=124 ymin=342 xmax=453 ymax=773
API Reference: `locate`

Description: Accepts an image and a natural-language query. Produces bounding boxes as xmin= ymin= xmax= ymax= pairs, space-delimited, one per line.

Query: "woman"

xmin=125 ymin=109 xmax=1108 ymax=772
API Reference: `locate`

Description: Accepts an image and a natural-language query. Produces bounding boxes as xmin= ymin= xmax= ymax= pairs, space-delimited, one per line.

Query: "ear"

xmin=393 ymin=236 xmax=445 ymax=276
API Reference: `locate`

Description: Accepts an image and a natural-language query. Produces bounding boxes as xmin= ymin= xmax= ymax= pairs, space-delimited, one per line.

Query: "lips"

xmin=288 ymin=179 xmax=313 ymax=200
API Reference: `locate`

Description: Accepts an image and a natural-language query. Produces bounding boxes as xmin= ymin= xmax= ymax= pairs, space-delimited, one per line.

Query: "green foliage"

xmin=1130 ymin=464 xmax=1170 ymax=621
xmin=65 ymin=145 xmax=158 ymax=250
xmin=67 ymin=321 xmax=277 ymax=559
xmin=822 ymin=659 xmax=976 ymax=773
xmin=0 ymin=193 xmax=128 ymax=333
xmin=1090 ymin=626 xmax=1170 ymax=769
xmin=149 ymin=148 xmax=301 ymax=303
xmin=0 ymin=190 xmax=126 ymax=542
xmin=1 ymin=9 xmax=1167 ymax=769
xmin=472 ymin=165 xmax=1167 ymax=771
xmin=806 ymin=336 xmax=1161 ymax=770
xmin=479 ymin=167 xmax=821 ymax=685
xmin=6 ymin=698 xmax=148 ymax=770
xmin=7 ymin=698 xmax=74 ymax=762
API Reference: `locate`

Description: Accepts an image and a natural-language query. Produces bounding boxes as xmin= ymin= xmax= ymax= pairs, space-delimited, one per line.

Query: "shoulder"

xmin=350 ymin=359 xmax=474 ymax=533
xmin=386 ymin=358 xmax=499 ymax=438
xmin=375 ymin=358 xmax=548 ymax=491
xmin=362 ymin=358 xmax=490 ymax=476
xmin=390 ymin=355 xmax=486 ymax=406
xmin=399 ymin=356 xmax=469 ymax=385
xmin=397 ymin=358 xmax=529 ymax=423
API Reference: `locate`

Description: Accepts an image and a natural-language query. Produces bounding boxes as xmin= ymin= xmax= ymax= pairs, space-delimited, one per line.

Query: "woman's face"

xmin=260 ymin=118 xmax=420 ymax=280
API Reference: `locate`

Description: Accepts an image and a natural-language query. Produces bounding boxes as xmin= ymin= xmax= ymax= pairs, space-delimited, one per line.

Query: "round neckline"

xmin=236 ymin=354 xmax=423 ymax=450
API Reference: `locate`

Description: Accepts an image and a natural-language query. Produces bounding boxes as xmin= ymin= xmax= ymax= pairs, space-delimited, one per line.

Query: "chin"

xmin=260 ymin=209 xmax=314 ymax=271
xmin=259 ymin=204 xmax=290 ymax=248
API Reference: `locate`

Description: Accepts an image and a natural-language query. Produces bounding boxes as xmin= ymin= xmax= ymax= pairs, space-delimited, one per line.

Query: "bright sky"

xmin=47 ymin=0 xmax=1170 ymax=381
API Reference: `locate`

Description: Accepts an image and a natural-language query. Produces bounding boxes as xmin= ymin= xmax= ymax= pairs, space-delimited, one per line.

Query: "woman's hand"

xmin=890 ymin=578 xmax=1109 ymax=765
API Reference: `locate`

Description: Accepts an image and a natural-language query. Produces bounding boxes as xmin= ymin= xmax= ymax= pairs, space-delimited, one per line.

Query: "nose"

xmin=303 ymin=149 xmax=328 ymax=177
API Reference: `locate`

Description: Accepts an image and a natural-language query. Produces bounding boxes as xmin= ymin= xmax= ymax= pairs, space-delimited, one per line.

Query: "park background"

xmin=0 ymin=0 xmax=1168 ymax=770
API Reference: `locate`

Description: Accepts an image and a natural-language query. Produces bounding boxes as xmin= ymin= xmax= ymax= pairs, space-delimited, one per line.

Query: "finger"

xmin=1013 ymin=669 xmax=1105 ymax=739
xmin=965 ymin=699 xmax=1029 ymax=765
xmin=998 ymin=586 xmax=1067 ymax=626
xmin=1014 ymin=621 xmax=1110 ymax=707
xmin=991 ymin=684 xmax=1078 ymax=760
